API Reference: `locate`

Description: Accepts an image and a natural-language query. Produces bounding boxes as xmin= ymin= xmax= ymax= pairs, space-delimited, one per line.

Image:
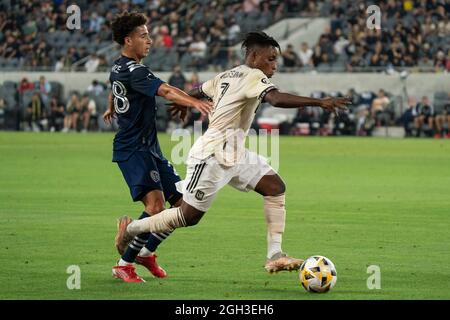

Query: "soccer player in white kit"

xmin=116 ymin=32 xmax=351 ymax=273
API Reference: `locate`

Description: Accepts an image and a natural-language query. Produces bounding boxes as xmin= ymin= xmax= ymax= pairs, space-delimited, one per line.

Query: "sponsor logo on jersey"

xmin=195 ymin=190 xmax=204 ymax=200
xmin=150 ymin=170 xmax=160 ymax=183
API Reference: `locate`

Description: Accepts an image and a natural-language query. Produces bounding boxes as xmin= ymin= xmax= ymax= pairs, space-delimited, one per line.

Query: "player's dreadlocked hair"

xmin=111 ymin=11 xmax=147 ymax=46
xmin=241 ymin=31 xmax=281 ymax=57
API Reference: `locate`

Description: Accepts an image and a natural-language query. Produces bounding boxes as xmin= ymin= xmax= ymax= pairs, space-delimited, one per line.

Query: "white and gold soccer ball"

xmin=299 ymin=256 xmax=337 ymax=293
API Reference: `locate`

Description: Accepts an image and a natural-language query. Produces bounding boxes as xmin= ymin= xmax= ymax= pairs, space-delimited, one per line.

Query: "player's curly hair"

xmin=111 ymin=11 xmax=147 ymax=46
xmin=241 ymin=31 xmax=281 ymax=57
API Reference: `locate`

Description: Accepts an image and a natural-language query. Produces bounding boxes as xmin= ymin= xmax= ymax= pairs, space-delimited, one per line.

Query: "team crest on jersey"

xmin=150 ymin=170 xmax=160 ymax=183
xmin=195 ymin=190 xmax=204 ymax=200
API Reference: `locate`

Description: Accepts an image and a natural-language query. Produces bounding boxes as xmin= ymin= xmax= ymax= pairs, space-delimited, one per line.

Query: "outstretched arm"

xmin=187 ymin=87 xmax=208 ymax=100
xmin=264 ymin=89 xmax=351 ymax=113
xmin=157 ymin=83 xmax=212 ymax=116
xmin=168 ymin=86 xmax=211 ymax=121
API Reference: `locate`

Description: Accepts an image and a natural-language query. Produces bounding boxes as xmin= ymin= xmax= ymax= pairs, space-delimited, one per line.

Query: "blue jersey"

xmin=109 ymin=55 xmax=165 ymax=162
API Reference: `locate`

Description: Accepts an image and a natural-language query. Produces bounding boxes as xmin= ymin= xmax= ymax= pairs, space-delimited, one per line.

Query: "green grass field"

xmin=0 ymin=132 xmax=449 ymax=300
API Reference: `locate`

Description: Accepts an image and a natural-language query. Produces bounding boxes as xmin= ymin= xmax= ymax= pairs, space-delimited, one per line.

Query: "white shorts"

xmin=176 ymin=149 xmax=274 ymax=212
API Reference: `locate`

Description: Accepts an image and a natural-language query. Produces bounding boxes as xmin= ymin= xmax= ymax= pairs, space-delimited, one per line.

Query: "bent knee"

xmin=273 ymin=181 xmax=286 ymax=196
xmin=184 ymin=210 xmax=205 ymax=226
xmin=144 ymin=202 xmax=165 ymax=215
xmin=266 ymin=178 xmax=286 ymax=196
xmin=185 ymin=214 xmax=202 ymax=226
xmin=181 ymin=202 xmax=205 ymax=226
xmin=278 ymin=181 xmax=286 ymax=195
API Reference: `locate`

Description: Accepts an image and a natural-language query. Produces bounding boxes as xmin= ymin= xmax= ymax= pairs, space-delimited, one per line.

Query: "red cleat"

xmin=112 ymin=265 xmax=145 ymax=283
xmin=135 ymin=255 xmax=167 ymax=278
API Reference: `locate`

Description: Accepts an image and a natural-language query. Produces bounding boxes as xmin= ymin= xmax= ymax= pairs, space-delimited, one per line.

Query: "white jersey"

xmin=189 ymin=64 xmax=277 ymax=166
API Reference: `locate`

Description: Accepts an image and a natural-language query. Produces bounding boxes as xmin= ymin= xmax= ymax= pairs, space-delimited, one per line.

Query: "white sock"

xmin=127 ymin=207 xmax=186 ymax=236
xmin=267 ymin=233 xmax=282 ymax=259
xmin=138 ymin=247 xmax=154 ymax=257
xmin=264 ymin=195 xmax=286 ymax=259
xmin=118 ymin=258 xmax=133 ymax=266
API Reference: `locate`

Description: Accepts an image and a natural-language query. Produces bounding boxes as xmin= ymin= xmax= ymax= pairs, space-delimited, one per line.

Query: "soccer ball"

xmin=299 ymin=255 xmax=337 ymax=293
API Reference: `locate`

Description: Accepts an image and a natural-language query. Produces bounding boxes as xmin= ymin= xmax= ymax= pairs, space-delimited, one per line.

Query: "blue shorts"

xmin=117 ymin=151 xmax=182 ymax=204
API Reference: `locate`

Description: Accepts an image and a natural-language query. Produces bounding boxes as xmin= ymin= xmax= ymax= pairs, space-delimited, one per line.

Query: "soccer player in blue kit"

xmin=104 ymin=12 xmax=212 ymax=282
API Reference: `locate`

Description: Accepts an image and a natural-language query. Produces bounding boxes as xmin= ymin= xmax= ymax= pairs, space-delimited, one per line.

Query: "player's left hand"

xmin=320 ymin=96 xmax=352 ymax=116
xmin=103 ymin=108 xmax=116 ymax=124
xmin=169 ymin=104 xmax=188 ymax=122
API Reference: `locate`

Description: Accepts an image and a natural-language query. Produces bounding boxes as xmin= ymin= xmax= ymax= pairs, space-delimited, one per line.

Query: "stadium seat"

xmin=3 ymin=59 xmax=20 ymax=70
xmin=319 ymin=2 xmax=332 ymax=15
xmin=53 ymin=31 xmax=70 ymax=46
xmin=257 ymin=13 xmax=273 ymax=29
xmin=246 ymin=10 xmax=260 ymax=20
xmin=179 ymin=53 xmax=194 ymax=71
xmin=434 ymin=91 xmax=450 ymax=112
xmin=160 ymin=48 xmax=179 ymax=72
xmin=234 ymin=11 xmax=245 ymax=23
xmin=0 ymin=110 xmax=4 ymax=129
xmin=317 ymin=64 xmax=333 ymax=73
xmin=3 ymin=81 xmax=17 ymax=91
xmin=94 ymin=90 xmax=112 ymax=131
xmin=0 ymin=85 xmax=5 ymax=128
xmin=331 ymin=63 xmax=346 ymax=72
xmin=49 ymin=82 xmax=64 ymax=101
xmin=155 ymin=96 xmax=169 ymax=131
xmin=21 ymin=91 xmax=34 ymax=110
xmin=1 ymin=87 xmax=17 ymax=107
xmin=434 ymin=91 xmax=449 ymax=101
xmin=91 ymin=91 xmax=108 ymax=114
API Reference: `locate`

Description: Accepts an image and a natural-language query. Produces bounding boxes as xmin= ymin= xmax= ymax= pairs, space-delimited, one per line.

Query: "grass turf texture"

xmin=0 ymin=132 xmax=449 ymax=300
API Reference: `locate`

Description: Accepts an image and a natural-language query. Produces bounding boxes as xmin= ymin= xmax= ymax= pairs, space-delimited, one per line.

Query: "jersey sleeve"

xmin=244 ymin=69 xmax=277 ymax=100
xmin=130 ymin=67 xmax=164 ymax=97
xmin=199 ymin=77 xmax=216 ymax=99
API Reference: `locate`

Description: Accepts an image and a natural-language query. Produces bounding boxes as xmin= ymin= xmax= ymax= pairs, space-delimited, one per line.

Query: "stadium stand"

xmin=310 ymin=0 xmax=450 ymax=73
xmin=0 ymin=0 xmax=449 ymax=137
xmin=1 ymin=1 xmax=448 ymax=72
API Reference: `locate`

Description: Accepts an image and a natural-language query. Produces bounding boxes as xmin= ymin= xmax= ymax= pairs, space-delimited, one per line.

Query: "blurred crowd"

xmin=0 ymin=75 xmax=109 ymax=133
xmin=0 ymin=0 xmax=291 ymax=71
xmin=0 ymin=0 xmax=110 ymax=70
xmin=0 ymin=0 xmax=449 ymax=137
xmin=281 ymin=0 xmax=450 ymax=72
xmin=3 ymin=67 xmax=449 ymax=138
xmin=267 ymin=88 xmax=450 ymax=138
xmin=0 ymin=0 xmax=448 ymax=72
xmin=0 ymin=67 xmax=206 ymax=133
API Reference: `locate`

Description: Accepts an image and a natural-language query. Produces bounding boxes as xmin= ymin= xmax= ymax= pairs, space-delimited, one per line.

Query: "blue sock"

xmin=145 ymin=231 xmax=172 ymax=252
xmin=121 ymin=212 xmax=172 ymax=263
xmin=121 ymin=212 xmax=150 ymax=263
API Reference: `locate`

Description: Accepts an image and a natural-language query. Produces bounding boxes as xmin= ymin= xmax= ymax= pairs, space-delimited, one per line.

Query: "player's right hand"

xmin=192 ymin=100 xmax=213 ymax=117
